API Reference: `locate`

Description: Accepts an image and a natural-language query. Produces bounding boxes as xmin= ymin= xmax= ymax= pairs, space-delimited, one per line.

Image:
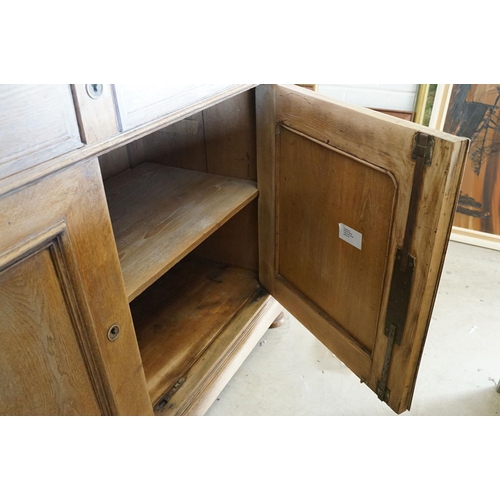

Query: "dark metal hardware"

xmin=154 ymin=377 xmax=186 ymax=412
xmin=377 ymin=249 xmax=415 ymax=401
xmin=400 ymin=132 xmax=434 ymax=272
xmin=376 ymin=131 xmax=434 ymax=402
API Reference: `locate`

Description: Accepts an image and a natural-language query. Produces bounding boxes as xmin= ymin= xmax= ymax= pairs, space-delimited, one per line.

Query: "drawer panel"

xmin=112 ymin=84 xmax=241 ymax=131
xmin=0 ymin=85 xmax=83 ymax=179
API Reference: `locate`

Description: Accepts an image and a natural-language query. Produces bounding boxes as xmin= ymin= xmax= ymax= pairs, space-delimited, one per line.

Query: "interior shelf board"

xmin=130 ymin=257 xmax=260 ymax=406
xmin=104 ymin=162 xmax=258 ymax=301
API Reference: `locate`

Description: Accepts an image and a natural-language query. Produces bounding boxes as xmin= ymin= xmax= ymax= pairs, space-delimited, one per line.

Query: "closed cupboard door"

xmin=112 ymin=84 xmax=248 ymax=131
xmin=0 ymin=85 xmax=83 ymax=179
xmin=0 ymin=159 xmax=152 ymax=415
xmin=257 ymin=85 xmax=469 ymax=414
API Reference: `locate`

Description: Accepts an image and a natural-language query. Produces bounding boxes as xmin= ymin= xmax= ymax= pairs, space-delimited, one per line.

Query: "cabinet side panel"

xmin=0 ymin=159 xmax=153 ymax=415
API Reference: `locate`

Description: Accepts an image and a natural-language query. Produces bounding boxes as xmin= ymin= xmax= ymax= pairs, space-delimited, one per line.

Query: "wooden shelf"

xmin=129 ymin=257 xmax=261 ymax=406
xmin=104 ymin=163 xmax=258 ymax=301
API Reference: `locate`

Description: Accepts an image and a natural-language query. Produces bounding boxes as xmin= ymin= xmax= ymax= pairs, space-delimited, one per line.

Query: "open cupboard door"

xmin=256 ymin=84 xmax=469 ymax=414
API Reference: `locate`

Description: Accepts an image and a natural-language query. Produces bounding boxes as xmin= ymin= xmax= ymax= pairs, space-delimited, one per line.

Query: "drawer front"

xmin=0 ymin=85 xmax=83 ymax=179
xmin=112 ymin=84 xmax=241 ymax=131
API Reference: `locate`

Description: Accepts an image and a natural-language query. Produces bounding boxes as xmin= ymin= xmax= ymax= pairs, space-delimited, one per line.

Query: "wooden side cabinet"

xmin=0 ymin=159 xmax=152 ymax=415
xmin=0 ymin=84 xmax=469 ymax=415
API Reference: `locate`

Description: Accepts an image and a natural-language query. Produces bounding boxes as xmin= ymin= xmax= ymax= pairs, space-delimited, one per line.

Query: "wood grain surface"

xmin=0 ymin=159 xmax=152 ymax=415
xmin=0 ymin=246 xmax=102 ymax=415
xmin=257 ymin=84 xmax=469 ymax=413
xmin=158 ymin=290 xmax=282 ymax=416
xmin=72 ymin=84 xmax=119 ymax=144
xmin=0 ymin=85 xmax=82 ymax=179
xmin=193 ymin=200 xmax=259 ymax=272
xmin=277 ymin=127 xmax=396 ymax=353
xmin=105 ymin=163 xmax=258 ymax=301
xmin=0 ymin=85 xmax=255 ymax=195
xmin=130 ymin=257 xmax=260 ymax=405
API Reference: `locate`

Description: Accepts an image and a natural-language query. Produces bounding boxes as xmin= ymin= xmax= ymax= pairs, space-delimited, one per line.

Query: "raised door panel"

xmin=112 ymin=84 xmax=248 ymax=131
xmin=0 ymin=85 xmax=83 ymax=179
xmin=0 ymin=225 xmax=106 ymax=415
xmin=0 ymin=159 xmax=153 ymax=415
xmin=257 ymin=84 xmax=469 ymax=413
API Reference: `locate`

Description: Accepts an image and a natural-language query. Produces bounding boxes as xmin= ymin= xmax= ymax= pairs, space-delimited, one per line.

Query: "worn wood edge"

xmin=76 ymin=160 xmax=154 ymax=416
xmin=278 ymin=84 xmax=465 ymax=143
xmin=156 ymin=292 xmax=282 ymax=416
xmin=256 ymin=84 xmax=277 ymax=294
xmin=365 ymin=134 xmax=469 ymax=413
xmin=0 ymin=85 xmax=257 ymax=198
xmin=450 ymin=226 xmax=500 ymax=252
xmin=398 ymin=139 xmax=470 ymax=413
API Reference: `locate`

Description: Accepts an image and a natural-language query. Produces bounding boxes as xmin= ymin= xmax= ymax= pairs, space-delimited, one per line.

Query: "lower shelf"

xmin=130 ymin=256 xmax=281 ymax=414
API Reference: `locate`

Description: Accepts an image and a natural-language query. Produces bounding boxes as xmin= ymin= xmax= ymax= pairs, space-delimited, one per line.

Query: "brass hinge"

xmin=377 ymin=132 xmax=433 ymax=402
xmin=154 ymin=377 xmax=186 ymax=413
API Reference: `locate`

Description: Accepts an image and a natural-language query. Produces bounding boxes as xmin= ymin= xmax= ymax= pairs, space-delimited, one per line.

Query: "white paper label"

xmin=339 ymin=223 xmax=362 ymax=250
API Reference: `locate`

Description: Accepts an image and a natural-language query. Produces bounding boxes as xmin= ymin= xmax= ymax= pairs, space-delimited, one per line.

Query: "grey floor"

xmin=207 ymin=241 xmax=500 ymax=416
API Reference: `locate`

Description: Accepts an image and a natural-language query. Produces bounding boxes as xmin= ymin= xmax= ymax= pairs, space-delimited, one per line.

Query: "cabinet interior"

xmin=98 ymin=89 xmax=261 ymax=411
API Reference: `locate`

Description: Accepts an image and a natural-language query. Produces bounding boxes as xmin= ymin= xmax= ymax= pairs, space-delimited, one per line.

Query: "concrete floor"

xmin=207 ymin=241 xmax=500 ymax=416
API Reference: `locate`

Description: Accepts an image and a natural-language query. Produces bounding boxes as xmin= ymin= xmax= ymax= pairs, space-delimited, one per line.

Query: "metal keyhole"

xmin=86 ymin=84 xmax=103 ymax=99
xmin=107 ymin=324 xmax=120 ymax=342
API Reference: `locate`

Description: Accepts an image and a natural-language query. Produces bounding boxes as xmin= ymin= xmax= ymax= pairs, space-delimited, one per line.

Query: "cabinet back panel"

xmin=193 ymin=200 xmax=259 ymax=272
xmin=100 ymin=90 xmax=257 ymax=181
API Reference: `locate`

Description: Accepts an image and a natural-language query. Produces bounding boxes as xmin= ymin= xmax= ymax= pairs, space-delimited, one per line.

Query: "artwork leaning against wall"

xmin=444 ymin=84 xmax=500 ymax=236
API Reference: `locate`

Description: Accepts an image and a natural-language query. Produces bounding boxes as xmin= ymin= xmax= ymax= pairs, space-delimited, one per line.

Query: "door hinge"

xmin=412 ymin=131 xmax=434 ymax=166
xmin=377 ymin=249 xmax=415 ymax=402
xmin=377 ymin=132 xmax=432 ymax=402
xmin=154 ymin=377 xmax=186 ymax=413
xmin=400 ymin=132 xmax=435 ymax=272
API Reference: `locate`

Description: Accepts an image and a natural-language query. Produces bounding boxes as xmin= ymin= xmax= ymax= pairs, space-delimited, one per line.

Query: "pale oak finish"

xmin=112 ymin=90 xmax=257 ymax=180
xmin=277 ymin=128 xmax=396 ymax=353
xmin=257 ymin=84 xmax=468 ymax=413
xmin=0 ymin=159 xmax=152 ymax=415
xmin=0 ymin=85 xmax=82 ymax=179
xmin=193 ymin=200 xmax=259 ymax=272
xmin=104 ymin=163 xmax=258 ymax=301
xmin=0 ymin=231 xmax=102 ymax=415
xmin=71 ymin=84 xmax=119 ymax=144
xmin=130 ymin=257 xmax=260 ymax=406
xmin=1 ymin=83 xmax=469 ymax=416
xmin=113 ymin=84 xmax=247 ymax=131
xmin=125 ymin=113 xmax=207 ymax=173
xmin=156 ymin=289 xmax=282 ymax=416
xmin=0 ymin=85 xmax=256 ymax=194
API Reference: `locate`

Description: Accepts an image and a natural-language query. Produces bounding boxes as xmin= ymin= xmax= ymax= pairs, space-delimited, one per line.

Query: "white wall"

xmin=316 ymin=84 xmax=418 ymax=112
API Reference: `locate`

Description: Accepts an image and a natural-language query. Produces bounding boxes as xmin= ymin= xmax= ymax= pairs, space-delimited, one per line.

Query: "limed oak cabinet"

xmin=0 ymin=84 xmax=468 ymax=415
